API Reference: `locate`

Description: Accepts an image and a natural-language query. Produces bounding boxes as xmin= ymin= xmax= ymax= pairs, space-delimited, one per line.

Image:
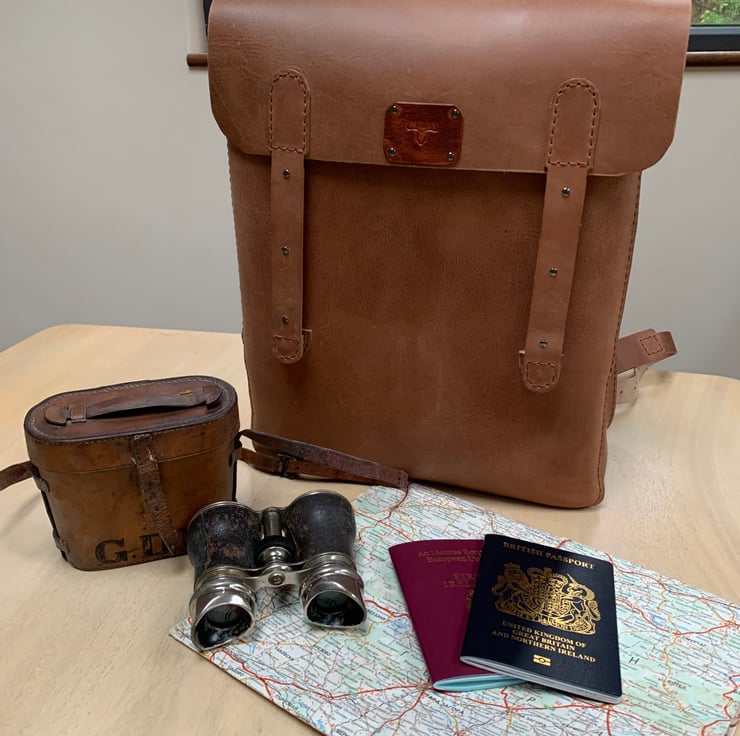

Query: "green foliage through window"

xmin=692 ymin=0 xmax=740 ymax=24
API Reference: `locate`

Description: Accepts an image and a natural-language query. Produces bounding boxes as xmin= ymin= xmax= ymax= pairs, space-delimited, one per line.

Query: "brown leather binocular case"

xmin=0 ymin=376 xmax=240 ymax=570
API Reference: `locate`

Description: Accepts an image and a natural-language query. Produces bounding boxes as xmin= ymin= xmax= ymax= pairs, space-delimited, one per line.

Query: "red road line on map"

xmin=717 ymin=675 xmax=740 ymax=726
xmin=357 ymin=488 xmax=410 ymax=525
xmin=619 ymin=597 xmax=737 ymax=637
xmin=213 ymin=648 xmax=320 ymax=699
xmin=204 ymin=650 xmax=693 ymax=736
xmin=328 ymin=683 xmax=424 ymax=701
xmin=605 ymin=704 xmax=615 ymax=736
xmin=365 ymin=598 xmax=407 ymax=619
xmin=673 ymin=621 xmax=736 ymax=637
xmin=701 ymin=718 xmax=732 ymax=735
xmin=211 ymin=649 xmax=273 ymax=696
xmin=354 ymin=509 xmax=415 ymax=542
xmin=462 ymin=700 xmax=603 ymax=713
xmin=615 ymin=598 xmax=670 ymax=632
xmin=460 ymin=700 xmax=676 ymax=736
xmin=216 ymin=647 xmax=430 ymax=704
xmin=616 ymin=565 xmax=737 ymax=611
xmin=376 ymin=685 xmax=429 ymax=732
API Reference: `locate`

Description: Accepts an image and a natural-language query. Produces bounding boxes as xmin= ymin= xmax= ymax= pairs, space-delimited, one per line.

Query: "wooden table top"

xmin=0 ymin=324 xmax=737 ymax=735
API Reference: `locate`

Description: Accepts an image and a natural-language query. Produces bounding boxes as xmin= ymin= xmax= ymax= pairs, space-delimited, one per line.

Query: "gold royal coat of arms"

xmin=491 ymin=563 xmax=601 ymax=635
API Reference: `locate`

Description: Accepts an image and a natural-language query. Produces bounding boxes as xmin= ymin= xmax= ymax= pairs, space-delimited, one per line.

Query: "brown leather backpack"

xmin=207 ymin=0 xmax=690 ymax=507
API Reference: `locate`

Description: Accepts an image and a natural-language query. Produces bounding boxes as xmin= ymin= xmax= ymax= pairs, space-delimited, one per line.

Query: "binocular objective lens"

xmin=307 ymin=592 xmax=365 ymax=627
xmin=206 ymin=605 xmax=246 ymax=629
xmin=195 ymin=605 xmax=252 ymax=649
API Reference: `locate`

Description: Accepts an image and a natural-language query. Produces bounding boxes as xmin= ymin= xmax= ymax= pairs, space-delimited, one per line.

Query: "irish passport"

xmin=460 ymin=534 xmax=622 ymax=703
xmin=389 ymin=539 xmax=520 ymax=692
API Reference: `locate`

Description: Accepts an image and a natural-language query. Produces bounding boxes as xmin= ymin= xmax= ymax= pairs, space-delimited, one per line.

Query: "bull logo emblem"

xmin=405 ymin=121 xmax=440 ymax=147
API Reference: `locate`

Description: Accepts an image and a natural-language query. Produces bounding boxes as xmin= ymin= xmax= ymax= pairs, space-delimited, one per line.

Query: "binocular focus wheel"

xmin=254 ymin=534 xmax=296 ymax=563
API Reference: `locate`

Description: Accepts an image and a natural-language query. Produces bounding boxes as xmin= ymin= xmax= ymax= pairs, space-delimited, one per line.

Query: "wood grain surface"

xmin=0 ymin=324 xmax=737 ymax=735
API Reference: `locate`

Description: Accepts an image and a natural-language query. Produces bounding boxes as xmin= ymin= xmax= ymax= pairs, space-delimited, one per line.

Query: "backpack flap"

xmin=207 ymin=0 xmax=690 ymax=176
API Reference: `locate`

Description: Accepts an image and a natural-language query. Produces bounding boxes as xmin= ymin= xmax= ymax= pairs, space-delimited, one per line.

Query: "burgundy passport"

xmin=389 ymin=539 xmax=520 ymax=692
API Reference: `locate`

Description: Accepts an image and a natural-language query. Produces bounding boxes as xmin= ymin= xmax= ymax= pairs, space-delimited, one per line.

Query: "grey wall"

xmin=1 ymin=2 xmax=738 ymax=378
xmin=0 ymin=1 xmax=240 ymax=347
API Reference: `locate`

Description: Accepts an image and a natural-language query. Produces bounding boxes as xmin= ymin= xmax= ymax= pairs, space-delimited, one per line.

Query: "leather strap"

xmin=130 ymin=433 xmax=182 ymax=554
xmin=270 ymin=68 xmax=311 ymax=363
xmin=521 ymin=79 xmax=600 ymax=393
xmin=616 ymin=329 xmax=677 ymax=375
xmin=0 ymin=461 xmax=34 ymax=492
xmin=615 ymin=329 xmax=677 ymax=404
xmin=44 ymin=384 xmax=221 ymax=425
xmin=240 ymin=429 xmax=409 ymax=490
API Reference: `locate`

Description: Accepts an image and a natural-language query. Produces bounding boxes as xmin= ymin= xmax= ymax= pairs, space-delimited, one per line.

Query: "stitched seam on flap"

xmin=524 ymin=360 xmax=559 ymax=389
xmin=547 ymin=79 xmax=599 ymax=168
xmin=269 ymin=70 xmax=308 ymax=153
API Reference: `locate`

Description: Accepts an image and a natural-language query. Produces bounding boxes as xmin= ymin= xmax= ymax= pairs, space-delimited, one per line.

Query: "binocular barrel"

xmin=187 ymin=491 xmax=366 ymax=650
xmin=187 ymin=502 xmax=262 ymax=650
xmin=284 ymin=492 xmax=366 ymax=629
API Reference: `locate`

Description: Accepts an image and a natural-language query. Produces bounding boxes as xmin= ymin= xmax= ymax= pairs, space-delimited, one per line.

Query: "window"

xmin=192 ymin=1 xmax=740 ymax=66
xmin=690 ymin=0 xmax=740 ymax=53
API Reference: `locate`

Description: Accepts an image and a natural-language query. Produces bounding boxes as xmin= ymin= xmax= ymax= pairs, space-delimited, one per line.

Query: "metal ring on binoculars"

xmin=189 ymin=569 xmax=258 ymax=650
xmin=299 ymin=553 xmax=367 ymax=629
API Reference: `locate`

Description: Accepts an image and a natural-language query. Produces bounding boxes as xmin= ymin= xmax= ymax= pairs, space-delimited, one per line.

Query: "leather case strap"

xmin=270 ymin=69 xmax=311 ymax=363
xmin=130 ymin=433 xmax=182 ymax=554
xmin=240 ymin=429 xmax=409 ymax=490
xmin=521 ymin=79 xmax=600 ymax=392
xmin=0 ymin=461 xmax=34 ymax=492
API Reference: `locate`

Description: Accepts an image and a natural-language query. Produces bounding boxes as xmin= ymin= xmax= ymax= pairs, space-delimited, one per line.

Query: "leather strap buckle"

xmin=276 ymin=453 xmax=298 ymax=480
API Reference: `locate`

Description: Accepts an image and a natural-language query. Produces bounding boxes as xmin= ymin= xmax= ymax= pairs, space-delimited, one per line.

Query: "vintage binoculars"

xmin=186 ymin=490 xmax=366 ymax=650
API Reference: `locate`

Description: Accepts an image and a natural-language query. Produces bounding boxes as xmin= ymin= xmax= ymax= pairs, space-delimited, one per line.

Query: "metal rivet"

xmin=561 ymin=187 xmax=571 ymax=198
xmin=390 ymin=105 xmax=399 ymax=115
xmin=539 ymin=339 xmax=549 ymax=349
xmin=282 ymin=169 xmax=291 ymax=179
xmin=281 ymin=315 xmax=289 ymax=324
xmin=268 ymin=573 xmax=285 ymax=586
xmin=281 ymin=246 xmax=289 ymax=255
xmin=387 ymin=147 xmax=397 ymax=158
xmin=447 ymin=151 xmax=455 ymax=162
xmin=549 ymin=267 xmax=558 ymax=277
xmin=451 ymin=108 xmax=461 ymax=119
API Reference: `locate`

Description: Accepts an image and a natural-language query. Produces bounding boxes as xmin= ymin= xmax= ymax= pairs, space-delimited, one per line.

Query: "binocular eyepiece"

xmin=187 ymin=490 xmax=366 ymax=650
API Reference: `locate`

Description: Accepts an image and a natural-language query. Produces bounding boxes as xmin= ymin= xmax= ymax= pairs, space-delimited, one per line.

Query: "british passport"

xmin=460 ymin=534 xmax=622 ymax=703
